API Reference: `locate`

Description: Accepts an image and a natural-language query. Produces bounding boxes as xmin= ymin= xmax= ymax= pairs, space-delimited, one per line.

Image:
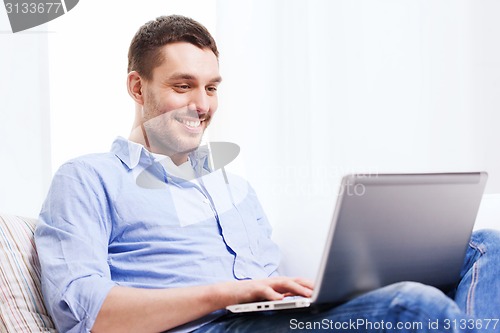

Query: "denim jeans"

xmin=194 ymin=229 xmax=500 ymax=333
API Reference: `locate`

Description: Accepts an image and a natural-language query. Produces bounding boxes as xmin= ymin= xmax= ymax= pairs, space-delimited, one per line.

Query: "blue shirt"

xmin=35 ymin=137 xmax=281 ymax=333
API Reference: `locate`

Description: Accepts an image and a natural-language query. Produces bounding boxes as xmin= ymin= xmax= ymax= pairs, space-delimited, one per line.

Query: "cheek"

xmin=148 ymin=89 xmax=187 ymax=109
xmin=210 ymin=99 xmax=218 ymax=114
xmin=164 ymin=93 xmax=190 ymax=109
xmin=146 ymin=99 xmax=183 ymax=119
xmin=143 ymin=99 xmax=177 ymax=124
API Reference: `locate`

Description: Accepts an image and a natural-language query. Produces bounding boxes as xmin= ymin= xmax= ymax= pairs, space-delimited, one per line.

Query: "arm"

xmin=92 ymin=277 xmax=314 ymax=333
xmin=35 ymin=161 xmax=117 ymax=332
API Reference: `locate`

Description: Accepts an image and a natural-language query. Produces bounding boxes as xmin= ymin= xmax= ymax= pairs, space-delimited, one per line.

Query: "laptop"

xmin=226 ymin=172 xmax=488 ymax=313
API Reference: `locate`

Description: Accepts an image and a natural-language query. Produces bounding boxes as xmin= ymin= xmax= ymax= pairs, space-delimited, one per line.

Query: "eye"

xmin=207 ymin=86 xmax=218 ymax=94
xmin=172 ymin=84 xmax=191 ymax=93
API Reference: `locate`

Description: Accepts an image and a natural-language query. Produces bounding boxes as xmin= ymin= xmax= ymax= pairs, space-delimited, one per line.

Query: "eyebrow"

xmin=168 ymin=73 xmax=223 ymax=84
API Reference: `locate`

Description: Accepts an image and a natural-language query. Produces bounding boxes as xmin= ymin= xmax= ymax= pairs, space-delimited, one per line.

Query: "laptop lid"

xmin=312 ymin=172 xmax=488 ymax=305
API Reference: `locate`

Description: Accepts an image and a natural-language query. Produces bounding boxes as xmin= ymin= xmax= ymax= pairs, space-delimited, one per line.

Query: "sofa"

xmin=0 ymin=213 xmax=56 ymax=332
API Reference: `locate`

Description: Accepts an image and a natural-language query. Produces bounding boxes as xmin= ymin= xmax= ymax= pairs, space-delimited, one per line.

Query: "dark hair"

xmin=127 ymin=15 xmax=219 ymax=81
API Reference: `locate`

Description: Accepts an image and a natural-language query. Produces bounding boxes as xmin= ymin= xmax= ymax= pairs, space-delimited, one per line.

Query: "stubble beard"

xmin=141 ymin=102 xmax=207 ymax=157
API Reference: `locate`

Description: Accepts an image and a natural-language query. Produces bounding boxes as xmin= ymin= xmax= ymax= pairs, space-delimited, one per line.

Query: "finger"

xmin=270 ymin=278 xmax=313 ymax=297
xmin=261 ymin=286 xmax=285 ymax=301
xmin=292 ymin=277 xmax=315 ymax=290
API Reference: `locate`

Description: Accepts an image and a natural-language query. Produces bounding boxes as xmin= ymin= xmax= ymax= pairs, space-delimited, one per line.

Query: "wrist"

xmin=206 ymin=281 xmax=235 ymax=309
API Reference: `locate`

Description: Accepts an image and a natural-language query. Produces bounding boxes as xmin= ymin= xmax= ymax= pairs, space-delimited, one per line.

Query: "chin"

xmin=177 ymin=137 xmax=204 ymax=154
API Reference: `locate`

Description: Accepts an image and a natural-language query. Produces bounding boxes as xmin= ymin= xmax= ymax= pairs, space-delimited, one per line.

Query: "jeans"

xmin=194 ymin=229 xmax=500 ymax=333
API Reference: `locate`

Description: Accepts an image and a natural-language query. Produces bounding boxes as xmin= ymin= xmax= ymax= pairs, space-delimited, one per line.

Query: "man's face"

xmin=140 ymin=42 xmax=221 ymax=160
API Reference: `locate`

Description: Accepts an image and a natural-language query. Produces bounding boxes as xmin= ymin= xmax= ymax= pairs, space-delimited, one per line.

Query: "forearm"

xmin=92 ymin=277 xmax=314 ymax=333
xmin=92 ymin=284 xmax=229 ymax=333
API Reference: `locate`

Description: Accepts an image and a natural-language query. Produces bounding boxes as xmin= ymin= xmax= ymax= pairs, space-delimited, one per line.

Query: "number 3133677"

xmin=442 ymin=318 xmax=499 ymax=330
xmin=5 ymin=2 xmax=63 ymax=14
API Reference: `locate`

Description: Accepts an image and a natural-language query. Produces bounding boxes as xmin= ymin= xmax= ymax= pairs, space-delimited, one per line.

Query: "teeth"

xmin=182 ymin=119 xmax=201 ymax=128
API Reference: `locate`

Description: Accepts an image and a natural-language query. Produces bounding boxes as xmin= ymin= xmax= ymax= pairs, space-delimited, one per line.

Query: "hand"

xmin=218 ymin=276 xmax=314 ymax=306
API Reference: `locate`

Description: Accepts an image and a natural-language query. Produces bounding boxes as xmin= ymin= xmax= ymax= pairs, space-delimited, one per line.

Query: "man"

xmin=35 ymin=15 xmax=500 ymax=333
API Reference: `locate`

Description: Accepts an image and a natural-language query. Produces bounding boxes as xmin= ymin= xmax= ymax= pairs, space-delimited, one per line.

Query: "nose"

xmin=189 ymin=88 xmax=210 ymax=116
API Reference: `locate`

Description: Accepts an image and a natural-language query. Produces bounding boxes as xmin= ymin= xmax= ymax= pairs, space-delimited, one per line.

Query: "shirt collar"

xmin=111 ymin=136 xmax=153 ymax=170
xmin=111 ymin=136 xmax=212 ymax=176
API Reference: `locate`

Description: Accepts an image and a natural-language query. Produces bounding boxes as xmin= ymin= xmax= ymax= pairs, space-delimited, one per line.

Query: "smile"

xmin=181 ymin=119 xmax=201 ymax=128
xmin=175 ymin=116 xmax=207 ymax=132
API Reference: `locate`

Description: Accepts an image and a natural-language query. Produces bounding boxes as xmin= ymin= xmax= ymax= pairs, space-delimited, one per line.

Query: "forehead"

xmin=152 ymin=42 xmax=220 ymax=81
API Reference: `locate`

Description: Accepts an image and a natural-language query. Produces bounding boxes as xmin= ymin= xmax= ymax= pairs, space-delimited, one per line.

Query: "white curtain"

xmin=213 ymin=0 xmax=500 ymax=277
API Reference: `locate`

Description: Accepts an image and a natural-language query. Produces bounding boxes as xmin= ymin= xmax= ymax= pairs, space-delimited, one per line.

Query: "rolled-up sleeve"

xmin=35 ymin=161 xmax=117 ymax=333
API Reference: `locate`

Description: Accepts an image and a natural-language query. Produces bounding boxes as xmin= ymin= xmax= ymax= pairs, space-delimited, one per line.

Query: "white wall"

xmin=214 ymin=0 xmax=500 ymax=278
xmin=0 ymin=10 xmax=51 ymax=217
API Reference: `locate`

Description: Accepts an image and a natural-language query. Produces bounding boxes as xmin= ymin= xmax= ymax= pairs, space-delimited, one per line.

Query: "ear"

xmin=127 ymin=71 xmax=144 ymax=105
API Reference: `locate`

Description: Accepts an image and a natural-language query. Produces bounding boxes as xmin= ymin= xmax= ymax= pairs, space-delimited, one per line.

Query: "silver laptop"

xmin=227 ymin=172 xmax=488 ymax=313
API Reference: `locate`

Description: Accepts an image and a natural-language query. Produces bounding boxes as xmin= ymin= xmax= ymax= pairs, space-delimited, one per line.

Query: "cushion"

xmin=0 ymin=213 xmax=56 ymax=332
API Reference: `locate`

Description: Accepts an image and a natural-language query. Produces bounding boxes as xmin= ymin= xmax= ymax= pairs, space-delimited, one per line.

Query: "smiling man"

xmin=35 ymin=15 xmax=312 ymax=333
xmin=35 ymin=15 xmax=500 ymax=333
